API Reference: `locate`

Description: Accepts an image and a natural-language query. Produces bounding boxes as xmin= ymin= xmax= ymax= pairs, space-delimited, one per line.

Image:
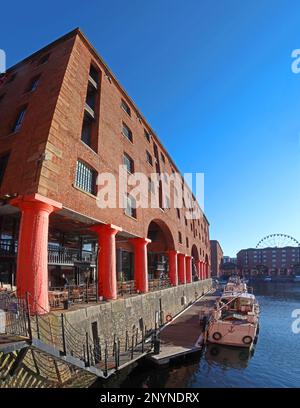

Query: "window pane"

xmin=125 ymin=193 xmax=136 ymax=218
xmin=122 ymin=123 xmax=132 ymax=142
xmin=123 ymin=154 xmax=133 ymax=173
xmin=121 ymin=100 xmax=131 ymax=116
xmin=75 ymin=160 xmax=96 ymax=195
xmin=81 ymin=115 xmax=93 ymax=146
xmin=13 ymin=108 xmax=26 ymax=132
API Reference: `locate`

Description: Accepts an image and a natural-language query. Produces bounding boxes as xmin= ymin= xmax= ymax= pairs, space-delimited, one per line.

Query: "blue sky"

xmin=1 ymin=0 xmax=300 ymax=256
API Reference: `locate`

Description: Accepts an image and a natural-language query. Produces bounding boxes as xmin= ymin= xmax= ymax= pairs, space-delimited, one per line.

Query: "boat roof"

xmin=221 ymin=292 xmax=256 ymax=300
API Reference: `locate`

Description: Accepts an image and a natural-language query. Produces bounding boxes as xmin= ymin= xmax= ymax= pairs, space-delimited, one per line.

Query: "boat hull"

xmin=207 ymin=321 xmax=258 ymax=348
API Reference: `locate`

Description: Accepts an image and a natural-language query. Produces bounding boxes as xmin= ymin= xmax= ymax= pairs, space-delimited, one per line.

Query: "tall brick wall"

xmin=39 ymin=31 xmax=211 ymax=259
xmin=0 ymin=35 xmax=75 ymax=196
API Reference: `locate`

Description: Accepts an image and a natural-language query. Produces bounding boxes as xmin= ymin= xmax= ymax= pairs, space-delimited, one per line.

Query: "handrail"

xmin=2 ymin=291 xmax=153 ymax=377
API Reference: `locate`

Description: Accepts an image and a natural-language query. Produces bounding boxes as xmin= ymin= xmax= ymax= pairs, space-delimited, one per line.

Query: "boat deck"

xmin=148 ymin=290 xmax=218 ymax=365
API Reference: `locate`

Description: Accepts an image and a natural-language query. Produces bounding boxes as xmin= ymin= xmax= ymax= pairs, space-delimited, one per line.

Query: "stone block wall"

xmin=61 ymin=280 xmax=212 ymax=350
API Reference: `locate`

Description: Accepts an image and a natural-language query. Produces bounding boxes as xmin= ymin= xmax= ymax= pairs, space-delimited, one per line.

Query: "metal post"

xmin=142 ymin=325 xmax=145 ymax=353
xmin=35 ymin=314 xmax=40 ymax=340
xmin=112 ymin=334 xmax=116 ymax=356
xmin=131 ymin=335 xmax=134 ymax=360
xmin=117 ymin=338 xmax=120 ymax=367
xmin=125 ymin=330 xmax=129 ymax=351
xmin=25 ymin=292 xmax=32 ymax=341
xmin=114 ymin=339 xmax=118 ymax=369
xmin=113 ymin=338 xmax=117 ymax=362
xmin=61 ymin=314 xmax=67 ymax=356
xmin=85 ymin=332 xmax=90 ymax=367
xmin=104 ymin=343 xmax=108 ymax=377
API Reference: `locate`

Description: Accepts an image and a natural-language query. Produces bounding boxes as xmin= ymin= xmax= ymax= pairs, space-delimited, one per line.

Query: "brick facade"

xmin=210 ymin=240 xmax=223 ymax=277
xmin=0 ymin=29 xmax=211 ymax=308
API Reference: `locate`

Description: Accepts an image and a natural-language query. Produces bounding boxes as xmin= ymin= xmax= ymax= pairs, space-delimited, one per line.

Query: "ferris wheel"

xmin=256 ymin=234 xmax=300 ymax=249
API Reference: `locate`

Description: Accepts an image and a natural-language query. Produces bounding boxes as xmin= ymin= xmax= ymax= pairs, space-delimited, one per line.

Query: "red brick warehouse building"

xmin=0 ymin=29 xmax=211 ymax=313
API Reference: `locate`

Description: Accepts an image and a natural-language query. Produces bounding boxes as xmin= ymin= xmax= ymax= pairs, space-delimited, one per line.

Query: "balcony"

xmin=48 ymin=244 xmax=96 ymax=266
xmin=0 ymin=239 xmax=96 ymax=266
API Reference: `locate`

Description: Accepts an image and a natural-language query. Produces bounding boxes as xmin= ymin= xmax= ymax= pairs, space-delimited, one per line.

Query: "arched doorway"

xmin=147 ymin=220 xmax=175 ymax=288
xmin=191 ymin=244 xmax=199 ymax=279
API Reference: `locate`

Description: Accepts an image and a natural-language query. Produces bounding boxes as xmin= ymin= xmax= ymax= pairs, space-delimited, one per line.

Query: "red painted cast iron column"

xmin=91 ymin=223 xmax=122 ymax=301
xmin=185 ymin=256 xmax=192 ymax=283
xmin=131 ymin=237 xmax=151 ymax=293
xmin=11 ymin=194 xmax=62 ymax=314
xmin=168 ymin=250 xmax=178 ymax=286
xmin=177 ymin=253 xmax=186 ymax=284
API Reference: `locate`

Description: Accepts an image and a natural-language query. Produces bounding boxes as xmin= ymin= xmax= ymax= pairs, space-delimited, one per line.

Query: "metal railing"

xmin=149 ymin=278 xmax=171 ymax=292
xmin=0 ymin=291 xmax=29 ymax=337
xmin=48 ymin=245 xmax=96 ymax=265
xmin=0 ymin=240 xmax=97 ymax=266
xmin=0 ymin=291 xmax=154 ymax=378
xmin=0 ymin=238 xmax=17 ymax=256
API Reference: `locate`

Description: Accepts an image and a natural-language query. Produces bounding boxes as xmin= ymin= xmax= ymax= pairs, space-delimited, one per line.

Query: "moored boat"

xmin=224 ymin=276 xmax=248 ymax=294
xmin=206 ymin=289 xmax=259 ymax=349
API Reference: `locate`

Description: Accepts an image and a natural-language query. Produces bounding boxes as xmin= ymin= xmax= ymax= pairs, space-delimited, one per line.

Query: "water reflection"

xmin=251 ymin=281 xmax=300 ymax=302
xmin=205 ymin=344 xmax=253 ymax=370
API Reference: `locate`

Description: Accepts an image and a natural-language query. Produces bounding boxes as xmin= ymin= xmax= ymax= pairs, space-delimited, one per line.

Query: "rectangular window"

xmin=12 ymin=106 xmax=27 ymax=132
xmin=122 ymin=122 xmax=133 ymax=142
xmin=86 ymin=83 xmax=97 ymax=111
xmin=146 ymin=150 xmax=153 ymax=166
xmin=185 ymin=216 xmax=187 ymax=226
xmin=144 ymin=129 xmax=150 ymax=143
xmin=177 ymin=208 xmax=181 ymax=219
xmin=27 ymin=75 xmax=40 ymax=92
xmin=89 ymin=65 xmax=99 ymax=86
xmin=178 ymin=231 xmax=182 ymax=244
xmin=81 ymin=114 xmax=93 ymax=147
xmin=123 ymin=153 xmax=134 ymax=174
xmin=0 ymin=153 xmax=9 ymax=186
xmin=75 ymin=160 xmax=97 ymax=195
xmin=186 ymin=237 xmax=189 ymax=248
xmin=121 ymin=99 xmax=131 ymax=116
xmin=124 ymin=193 xmax=137 ymax=218
xmin=161 ymin=152 xmax=165 ymax=163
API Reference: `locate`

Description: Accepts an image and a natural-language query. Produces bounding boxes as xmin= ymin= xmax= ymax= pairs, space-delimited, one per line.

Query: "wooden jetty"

xmin=147 ymin=290 xmax=218 ymax=365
